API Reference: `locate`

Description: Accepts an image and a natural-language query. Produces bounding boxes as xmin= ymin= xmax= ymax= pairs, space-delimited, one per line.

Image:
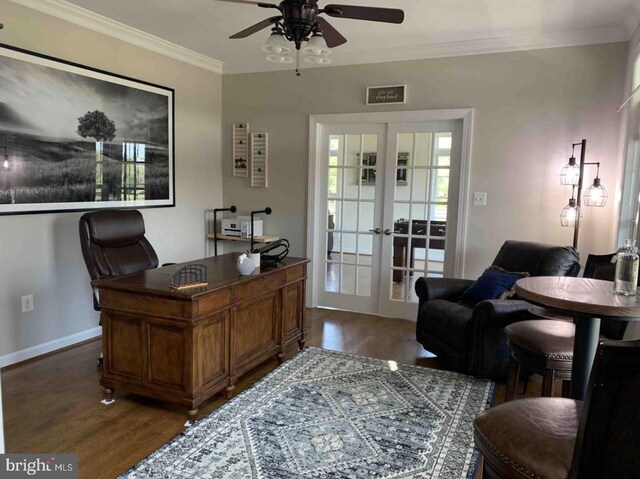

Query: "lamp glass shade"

xmin=560 ymin=199 xmax=583 ymax=228
xmin=303 ymin=56 xmax=332 ymax=65
xmin=583 ymin=178 xmax=608 ymax=207
xmin=266 ymin=54 xmax=294 ymax=64
xmin=302 ymin=34 xmax=330 ymax=56
xmin=559 ymin=160 xmax=580 ymax=186
xmin=1 ymin=155 xmax=11 ymax=171
xmin=262 ymin=33 xmax=292 ymax=55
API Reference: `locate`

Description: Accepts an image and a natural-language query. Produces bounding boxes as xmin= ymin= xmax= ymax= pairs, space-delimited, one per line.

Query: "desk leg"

xmin=571 ymin=315 xmax=601 ymax=400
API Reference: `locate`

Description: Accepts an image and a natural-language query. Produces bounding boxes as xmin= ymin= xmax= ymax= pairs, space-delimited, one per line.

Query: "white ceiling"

xmin=17 ymin=0 xmax=640 ymax=73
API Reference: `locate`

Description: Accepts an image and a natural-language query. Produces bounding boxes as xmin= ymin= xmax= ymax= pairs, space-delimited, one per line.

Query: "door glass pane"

xmin=329 ymin=135 xmax=344 ymax=166
xmin=414 ymin=133 xmax=432 ymax=167
xmin=341 ymin=265 xmax=356 ymax=295
xmin=357 ymin=266 xmax=372 ymax=297
xmin=345 ymin=135 xmax=361 ymax=167
xmin=328 ymin=167 xmax=342 ymax=198
xmin=342 ymin=201 xmax=358 ymax=231
xmin=358 ymin=235 xmax=373 ymax=265
xmin=326 ymin=263 xmax=339 ymax=292
xmin=342 ymin=233 xmax=357 ymax=264
xmin=358 ymin=202 xmax=374 ymax=232
xmin=411 ymin=169 xmax=429 ymax=203
xmin=343 ymin=169 xmax=360 ymax=200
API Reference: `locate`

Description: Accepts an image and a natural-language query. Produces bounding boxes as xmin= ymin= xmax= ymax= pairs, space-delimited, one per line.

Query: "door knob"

xmin=383 ymin=229 xmax=392 ymax=236
xmin=369 ymin=228 xmax=382 ymax=235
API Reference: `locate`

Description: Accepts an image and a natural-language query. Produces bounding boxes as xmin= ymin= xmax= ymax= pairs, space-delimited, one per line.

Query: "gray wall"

xmin=222 ymin=43 xmax=627 ymax=279
xmin=0 ymin=2 xmax=223 ymax=358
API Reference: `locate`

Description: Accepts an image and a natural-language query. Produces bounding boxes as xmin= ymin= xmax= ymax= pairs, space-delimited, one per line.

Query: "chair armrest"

xmin=415 ymin=277 xmax=474 ymax=304
xmin=466 ymin=299 xmax=535 ymax=379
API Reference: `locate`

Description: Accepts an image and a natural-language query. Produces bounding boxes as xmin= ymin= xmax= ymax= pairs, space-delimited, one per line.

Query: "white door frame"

xmin=306 ymin=109 xmax=475 ymax=309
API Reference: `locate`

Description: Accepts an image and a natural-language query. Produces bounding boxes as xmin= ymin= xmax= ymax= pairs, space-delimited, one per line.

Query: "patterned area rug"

xmin=121 ymin=348 xmax=495 ymax=479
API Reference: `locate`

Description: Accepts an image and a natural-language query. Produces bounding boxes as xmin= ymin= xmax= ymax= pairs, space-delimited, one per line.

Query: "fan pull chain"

xmin=296 ymin=49 xmax=301 ymax=77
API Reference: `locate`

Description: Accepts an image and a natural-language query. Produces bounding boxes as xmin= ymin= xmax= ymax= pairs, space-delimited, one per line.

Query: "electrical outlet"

xmin=473 ymin=192 xmax=488 ymax=207
xmin=21 ymin=294 xmax=34 ymax=313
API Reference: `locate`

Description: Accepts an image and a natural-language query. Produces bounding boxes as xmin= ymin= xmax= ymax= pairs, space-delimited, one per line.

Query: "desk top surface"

xmin=93 ymin=253 xmax=309 ymax=299
xmin=515 ymin=276 xmax=640 ymax=319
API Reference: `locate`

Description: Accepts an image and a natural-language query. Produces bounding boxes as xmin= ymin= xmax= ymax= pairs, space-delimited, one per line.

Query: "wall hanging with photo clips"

xmin=251 ymin=133 xmax=268 ymax=188
xmin=232 ymin=123 xmax=249 ymax=177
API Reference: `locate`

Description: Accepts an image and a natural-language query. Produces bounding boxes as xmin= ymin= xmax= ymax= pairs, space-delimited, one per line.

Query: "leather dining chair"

xmin=474 ymin=339 xmax=640 ymax=479
xmin=504 ymin=253 xmax=627 ymax=401
xmin=79 ymin=209 xmax=161 ymax=364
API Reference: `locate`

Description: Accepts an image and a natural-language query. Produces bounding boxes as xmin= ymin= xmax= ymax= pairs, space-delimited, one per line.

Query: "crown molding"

xmin=223 ymin=26 xmax=629 ymax=75
xmin=8 ymin=0 xmax=224 ymax=74
xmin=624 ymin=3 xmax=640 ymax=38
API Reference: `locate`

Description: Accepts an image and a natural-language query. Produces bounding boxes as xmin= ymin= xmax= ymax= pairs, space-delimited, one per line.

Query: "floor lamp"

xmin=559 ymin=139 xmax=608 ymax=249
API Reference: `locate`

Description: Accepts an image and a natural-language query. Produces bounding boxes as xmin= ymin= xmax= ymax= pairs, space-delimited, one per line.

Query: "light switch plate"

xmin=473 ymin=192 xmax=488 ymax=207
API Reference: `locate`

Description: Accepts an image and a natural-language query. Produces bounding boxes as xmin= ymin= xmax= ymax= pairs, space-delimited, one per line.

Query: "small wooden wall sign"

xmin=366 ymin=85 xmax=407 ymax=105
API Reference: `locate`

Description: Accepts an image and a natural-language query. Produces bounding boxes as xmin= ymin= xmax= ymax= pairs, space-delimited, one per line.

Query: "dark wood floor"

xmin=1 ymin=309 xmax=539 ymax=478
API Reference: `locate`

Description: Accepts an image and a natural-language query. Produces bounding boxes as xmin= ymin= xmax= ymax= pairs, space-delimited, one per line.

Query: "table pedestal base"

xmin=571 ymin=315 xmax=601 ymax=400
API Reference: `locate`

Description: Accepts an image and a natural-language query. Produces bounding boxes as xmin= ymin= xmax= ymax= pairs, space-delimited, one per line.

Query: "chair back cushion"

xmin=571 ymin=339 xmax=640 ymax=478
xmin=79 ymin=210 xmax=159 ymax=281
xmin=492 ymin=240 xmax=580 ymax=277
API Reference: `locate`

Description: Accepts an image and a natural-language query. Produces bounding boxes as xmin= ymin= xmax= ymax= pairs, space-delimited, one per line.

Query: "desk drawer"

xmin=285 ymin=265 xmax=305 ymax=284
xmin=234 ymin=271 xmax=284 ymax=303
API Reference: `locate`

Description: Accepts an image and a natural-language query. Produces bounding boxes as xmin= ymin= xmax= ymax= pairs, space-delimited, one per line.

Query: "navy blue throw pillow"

xmin=460 ymin=267 xmax=529 ymax=306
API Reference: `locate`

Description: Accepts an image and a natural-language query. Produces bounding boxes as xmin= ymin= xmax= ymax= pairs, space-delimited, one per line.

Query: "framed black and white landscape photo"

xmin=0 ymin=44 xmax=175 ymax=215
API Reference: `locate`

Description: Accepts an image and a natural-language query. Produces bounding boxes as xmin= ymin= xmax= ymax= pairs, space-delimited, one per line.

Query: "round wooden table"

xmin=515 ymin=276 xmax=640 ymax=400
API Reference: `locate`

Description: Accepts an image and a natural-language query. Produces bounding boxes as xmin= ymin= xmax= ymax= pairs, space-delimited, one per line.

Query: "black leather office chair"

xmin=79 ymin=209 xmax=160 ymax=365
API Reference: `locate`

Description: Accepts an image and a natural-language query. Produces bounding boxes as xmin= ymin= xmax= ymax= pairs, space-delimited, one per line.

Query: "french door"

xmin=314 ymin=115 xmax=466 ymax=321
xmin=318 ymin=124 xmax=386 ymax=314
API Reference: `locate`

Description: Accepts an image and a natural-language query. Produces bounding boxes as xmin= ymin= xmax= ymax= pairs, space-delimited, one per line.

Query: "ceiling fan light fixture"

xmin=304 ymin=55 xmax=332 ymax=65
xmin=262 ymin=31 xmax=292 ymax=54
xmin=302 ymin=33 xmax=330 ymax=56
xmin=266 ymin=54 xmax=294 ymax=64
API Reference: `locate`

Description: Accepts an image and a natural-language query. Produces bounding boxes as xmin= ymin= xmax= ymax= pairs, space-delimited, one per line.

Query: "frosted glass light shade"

xmin=302 ymin=34 xmax=330 ymax=56
xmin=559 ymin=158 xmax=580 ymax=186
xmin=304 ymin=56 xmax=332 ymax=65
xmin=583 ymin=178 xmax=607 ymax=207
xmin=266 ymin=54 xmax=294 ymax=64
xmin=560 ymin=198 xmax=583 ymax=228
xmin=262 ymin=33 xmax=292 ymax=55
xmin=1 ymin=155 xmax=11 ymax=171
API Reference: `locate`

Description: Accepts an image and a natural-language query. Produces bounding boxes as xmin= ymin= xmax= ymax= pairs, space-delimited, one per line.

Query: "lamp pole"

xmin=573 ymin=139 xmax=587 ymax=249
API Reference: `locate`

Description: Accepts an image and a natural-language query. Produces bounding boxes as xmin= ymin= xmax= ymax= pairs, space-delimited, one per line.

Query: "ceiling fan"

xmin=218 ymin=0 xmax=404 ymax=73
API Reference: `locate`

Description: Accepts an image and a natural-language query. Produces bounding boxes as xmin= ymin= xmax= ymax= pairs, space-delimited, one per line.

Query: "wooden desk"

xmin=515 ymin=276 xmax=640 ymax=400
xmin=93 ymin=254 xmax=309 ymax=416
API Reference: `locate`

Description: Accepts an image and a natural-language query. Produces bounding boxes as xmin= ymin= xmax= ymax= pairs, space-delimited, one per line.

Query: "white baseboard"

xmin=0 ymin=327 xmax=102 ymax=368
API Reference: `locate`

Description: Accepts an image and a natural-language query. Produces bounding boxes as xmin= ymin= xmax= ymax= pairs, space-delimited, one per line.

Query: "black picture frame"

xmin=0 ymin=43 xmax=175 ymax=216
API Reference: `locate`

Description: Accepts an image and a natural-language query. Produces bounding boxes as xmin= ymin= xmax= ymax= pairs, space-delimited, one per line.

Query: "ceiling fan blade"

xmin=230 ymin=16 xmax=282 ymax=39
xmin=216 ymin=0 xmax=279 ymax=9
xmin=323 ymin=5 xmax=404 ymax=24
xmin=316 ymin=17 xmax=347 ymax=48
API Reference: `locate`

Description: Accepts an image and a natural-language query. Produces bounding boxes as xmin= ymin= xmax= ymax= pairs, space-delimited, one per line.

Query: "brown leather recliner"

xmin=415 ymin=241 xmax=581 ymax=380
xmin=79 ymin=209 xmax=159 ymax=310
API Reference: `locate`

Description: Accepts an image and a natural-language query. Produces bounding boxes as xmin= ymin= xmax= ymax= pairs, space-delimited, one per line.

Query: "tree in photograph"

xmin=77 ymin=110 xmax=117 ymax=201
xmin=77 ymin=110 xmax=116 ymax=143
